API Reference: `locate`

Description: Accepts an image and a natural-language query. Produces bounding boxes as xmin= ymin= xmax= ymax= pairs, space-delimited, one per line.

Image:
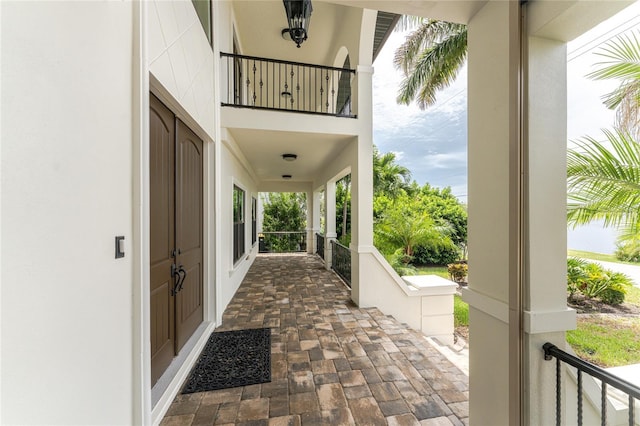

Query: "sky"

xmin=371 ymin=2 xmax=640 ymax=254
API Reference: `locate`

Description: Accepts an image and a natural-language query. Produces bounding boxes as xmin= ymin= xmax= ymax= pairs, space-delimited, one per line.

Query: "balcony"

xmin=220 ymin=53 xmax=356 ymax=118
xmin=161 ymin=254 xmax=469 ymax=424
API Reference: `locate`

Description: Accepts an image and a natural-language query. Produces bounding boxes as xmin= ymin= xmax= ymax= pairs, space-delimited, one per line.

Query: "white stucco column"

xmin=325 ymin=180 xmax=337 ymax=270
xmin=305 ymin=190 xmax=313 ymax=254
xmin=464 ymin=2 xmax=580 ymax=425
xmin=524 ymin=32 xmax=576 ymax=426
xmin=350 ymin=65 xmax=374 ymax=306
xmin=311 ymin=189 xmax=322 ymax=254
xmin=462 ymin=2 xmax=522 ymax=425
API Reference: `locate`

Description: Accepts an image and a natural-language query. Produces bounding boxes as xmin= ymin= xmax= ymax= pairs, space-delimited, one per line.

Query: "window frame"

xmin=191 ymin=0 xmax=213 ymax=47
xmin=251 ymin=196 xmax=257 ymax=245
xmin=233 ymin=184 xmax=246 ymax=263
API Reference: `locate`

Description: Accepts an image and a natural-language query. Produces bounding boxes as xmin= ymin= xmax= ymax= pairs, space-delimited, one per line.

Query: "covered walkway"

xmin=161 ymin=255 xmax=468 ymax=425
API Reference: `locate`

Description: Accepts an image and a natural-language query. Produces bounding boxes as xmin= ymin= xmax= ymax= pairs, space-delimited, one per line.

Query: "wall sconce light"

xmin=282 ymin=174 xmax=293 ymax=179
xmin=282 ymin=153 xmax=297 ymax=161
xmin=282 ymin=0 xmax=312 ymax=48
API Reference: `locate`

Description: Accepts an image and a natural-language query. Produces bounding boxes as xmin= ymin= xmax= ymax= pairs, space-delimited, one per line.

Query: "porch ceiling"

xmin=230 ymin=0 xmax=487 ymax=67
xmin=231 ymin=1 xmax=349 ymax=67
xmin=227 ymin=127 xmax=352 ymax=183
xmin=322 ymin=0 xmax=488 ymax=25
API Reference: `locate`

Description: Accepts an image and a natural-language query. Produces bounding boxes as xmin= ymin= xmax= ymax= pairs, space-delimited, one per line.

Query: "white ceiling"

xmin=228 ymin=127 xmax=353 ymax=182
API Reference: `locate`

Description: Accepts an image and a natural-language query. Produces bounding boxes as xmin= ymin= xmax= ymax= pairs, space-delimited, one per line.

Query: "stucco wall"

xmin=148 ymin=0 xmax=215 ymax=137
xmin=220 ymin=134 xmax=259 ymax=311
xmin=1 ymin=2 xmax=135 ymax=424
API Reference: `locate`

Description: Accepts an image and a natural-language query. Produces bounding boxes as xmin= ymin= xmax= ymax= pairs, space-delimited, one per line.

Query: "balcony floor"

xmin=161 ymin=254 xmax=469 ymax=425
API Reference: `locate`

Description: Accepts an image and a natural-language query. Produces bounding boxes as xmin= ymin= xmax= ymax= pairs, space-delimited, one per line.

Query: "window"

xmin=233 ymin=185 xmax=245 ymax=263
xmin=192 ymin=0 xmax=212 ymax=46
xmin=251 ymin=197 xmax=257 ymax=245
xmin=336 ymin=55 xmax=352 ymax=116
xmin=233 ymin=33 xmax=243 ymax=105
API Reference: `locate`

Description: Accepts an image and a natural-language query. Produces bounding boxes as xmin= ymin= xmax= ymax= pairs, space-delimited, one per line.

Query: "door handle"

xmin=176 ymin=265 xmax=187 ymax=293
xmin=171 ymin=263 xmax=181 ymax=296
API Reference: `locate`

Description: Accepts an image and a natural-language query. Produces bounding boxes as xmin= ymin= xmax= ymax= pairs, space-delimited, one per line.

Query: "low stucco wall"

xmin=355 ymin=248 xmax=456 ymax=345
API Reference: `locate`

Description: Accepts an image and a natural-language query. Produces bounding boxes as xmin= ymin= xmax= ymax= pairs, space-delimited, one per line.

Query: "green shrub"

xmin=413 ymin=240 xmax=460 ymax=265
xmin=566 ymin=258 xmax=632 ymax=305
xmin=385 ymin=249 xmax=418 ymax=276
xmin=338 ymin=233 xmax=351 ymax=247
xmin=601 ymin=288 xmax=625 ymax=305
xmin=448 ymin=262 xmax=468 ymax=283
xmin=567 ymin=257 xmax=588 ymax=298
xmin=615 ymin=239 xmax=640 ymax=262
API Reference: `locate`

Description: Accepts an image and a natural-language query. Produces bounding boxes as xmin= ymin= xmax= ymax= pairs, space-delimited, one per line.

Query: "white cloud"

xmin=421 ymin=151 xmax=467 ymax=170
xmin=391 ymin=151 xmax=404 ymax=160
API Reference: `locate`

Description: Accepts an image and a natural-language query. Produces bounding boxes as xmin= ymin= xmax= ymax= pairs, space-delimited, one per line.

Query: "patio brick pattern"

xmin=161 ymin=254 xmax=469 ymax=425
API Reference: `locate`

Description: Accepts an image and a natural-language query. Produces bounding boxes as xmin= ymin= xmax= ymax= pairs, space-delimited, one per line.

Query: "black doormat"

xmin=181 ymin=327 xmax=271 ymax=394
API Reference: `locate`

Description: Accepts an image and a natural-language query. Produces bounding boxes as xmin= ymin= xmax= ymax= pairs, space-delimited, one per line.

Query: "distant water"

xmin=567 ymin=221 xmax=618 ymax=255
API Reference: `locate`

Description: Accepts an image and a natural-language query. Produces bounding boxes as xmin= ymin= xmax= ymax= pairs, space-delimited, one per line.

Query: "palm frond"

xmin=393 ymin=21 xmax=465 ymax=75
xmin=394 ymin=15 xmax=425 ymax=32
xmin=567 ymin=129 xmax=640 ymax=231
xmin=396 ymin=28 xmax=467 ymax=108
xmin=588 ymin=32 xmax=640 ymax=82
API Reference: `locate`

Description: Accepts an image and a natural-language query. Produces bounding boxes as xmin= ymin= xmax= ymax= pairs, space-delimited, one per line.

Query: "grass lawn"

xmin=568 ymin=249 xmax=640 ymax=265
xmin=454 ymin=295 xmax=468 ymax=327
xmin=567 ymin=315 xmax=640 ymax=367
xmin=415 ymin=266 xmax=450 ymax=279
xmin=568 ymin=249 xmax=619 ymax=263
xmin=625 ymin=285 xmax=640 ymax=305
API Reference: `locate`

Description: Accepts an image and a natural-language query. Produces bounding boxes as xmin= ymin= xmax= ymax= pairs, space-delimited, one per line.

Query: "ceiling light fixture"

xmin=282 ymin=0 xmax=312 ymax=48
xmin=282 ymin=153 xmax=297 ymax=161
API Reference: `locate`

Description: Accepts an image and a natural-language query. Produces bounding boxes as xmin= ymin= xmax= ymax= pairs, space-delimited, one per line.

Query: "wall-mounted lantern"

xmin=282 ymin=0 xmax=312 ymax=48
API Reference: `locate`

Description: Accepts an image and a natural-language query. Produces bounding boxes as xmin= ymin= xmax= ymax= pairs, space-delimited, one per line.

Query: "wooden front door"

xmin=149 ymin=95 xmax=203 ymax=386
xmin=175 ymin=120 xmax=203 ymax=351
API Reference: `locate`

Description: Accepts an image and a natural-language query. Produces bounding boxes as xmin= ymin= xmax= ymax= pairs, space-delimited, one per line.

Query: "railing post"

xmin=324 ymin=234 xmax=336 ymax=271
xmin=543 ymin=341 xmax=640 ymax=426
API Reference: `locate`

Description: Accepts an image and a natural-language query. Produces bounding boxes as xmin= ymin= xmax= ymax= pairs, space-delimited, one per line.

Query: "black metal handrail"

xmin=259 ymin=231 xmax=307 ymax=253
xmin=331 ymin=240 xmax=351 ymax=287
xmin=221 ymin=52 xmax=356 ymax=117
xmin=543 ymin=342 xmax=640 ymax=426
xmin=316 ymin=233 xmax=324 ymax=260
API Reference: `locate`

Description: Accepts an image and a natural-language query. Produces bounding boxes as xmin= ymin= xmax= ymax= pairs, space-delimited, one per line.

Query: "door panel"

xmin=149 ymin=94 xmax=175 ymax=386
xmin=175 ymin=119 xmax=204 ymax=352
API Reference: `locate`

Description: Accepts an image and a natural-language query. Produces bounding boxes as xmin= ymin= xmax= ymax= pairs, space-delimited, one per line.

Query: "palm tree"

xmin=373 ymin=146 xmax=411 ymax=197
xmin=567 ymin=31 xmax=640 ymax=236
xmin=376 ymin=209 xmax=452 ymax=259
xmin=588 ymin=32 xmax=640 ymax=139
xmin=394 ymin=18 xmax=467 ymax=109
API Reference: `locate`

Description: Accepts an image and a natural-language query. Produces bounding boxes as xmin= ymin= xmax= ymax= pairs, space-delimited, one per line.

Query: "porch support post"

xmin=325 ymin=180 xmax=337 ymax=270
xmin=524 ymin=31 xmax=576 ymax=426
xmin=462 ymin=2 xmax=522 ymax=425
xmin=464 ymin=2 xmax=580 ymax=425
xmin=305 ymin=189 xmax=314 ymax=254
xmin=311 ymin=189 xmax=322 ymax=254
xmin=350 ymin=65 xmax=374 ymax=306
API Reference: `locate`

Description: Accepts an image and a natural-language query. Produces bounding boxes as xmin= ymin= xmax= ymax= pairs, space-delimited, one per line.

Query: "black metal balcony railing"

xmin=543 ymin=342 xmax=640 ymax=426
xmin=331 ymin=240 xmax=351 ymax=287
xmin=316 ymin=233 xmax=325 ymax=260
xmin=221 ymin=52 xmax=356 ymax=117
xmin=259 ymin=231 xmax=306 ymax=253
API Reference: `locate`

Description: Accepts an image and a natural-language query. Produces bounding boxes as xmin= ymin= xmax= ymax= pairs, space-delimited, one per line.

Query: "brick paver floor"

xmin=161 ymin=254 xmax=469 ymax=425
